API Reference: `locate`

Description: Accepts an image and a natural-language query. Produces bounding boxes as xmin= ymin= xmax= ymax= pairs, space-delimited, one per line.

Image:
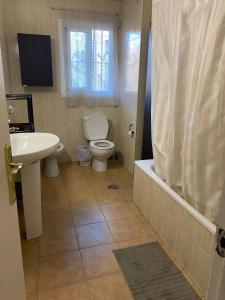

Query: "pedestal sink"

xmin=10 ymin=133 xmax=60 ymax=239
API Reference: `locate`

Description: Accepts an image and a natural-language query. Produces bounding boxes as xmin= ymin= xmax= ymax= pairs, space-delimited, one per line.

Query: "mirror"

xmin=7 ymin=99 xmax=29 ymax=124
xmin=6 ymin=94 xmax=34 ymax=133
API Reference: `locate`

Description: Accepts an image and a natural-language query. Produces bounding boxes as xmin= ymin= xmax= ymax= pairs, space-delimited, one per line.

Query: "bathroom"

xmin=0 ymin=0 xmax=225 ymax=300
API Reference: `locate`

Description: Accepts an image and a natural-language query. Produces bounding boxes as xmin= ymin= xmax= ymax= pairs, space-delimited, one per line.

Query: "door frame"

xmin=0 ymin=35 xmax=26 ymax=300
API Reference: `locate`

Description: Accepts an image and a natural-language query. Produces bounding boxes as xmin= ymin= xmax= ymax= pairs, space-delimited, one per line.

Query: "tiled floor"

xmin=19 ymin=162 xmax=201 ymax=300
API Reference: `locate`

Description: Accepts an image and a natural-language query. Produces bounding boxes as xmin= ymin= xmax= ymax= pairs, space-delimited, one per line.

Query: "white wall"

xmin=117 ymin=0 xmax=151 ymax=173
xmin=117 ymin=0 xmax=143 ymax=173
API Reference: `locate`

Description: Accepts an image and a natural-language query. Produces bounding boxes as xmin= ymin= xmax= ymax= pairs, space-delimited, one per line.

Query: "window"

xmin=59 ymin=18 xmax=118 ymax=106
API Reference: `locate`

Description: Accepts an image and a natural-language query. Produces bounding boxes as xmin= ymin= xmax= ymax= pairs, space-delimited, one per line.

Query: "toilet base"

xmin=92 ymin=158 xmax=107 ymax=172
xmin=45 ymin=157 xmax=60 ymax=177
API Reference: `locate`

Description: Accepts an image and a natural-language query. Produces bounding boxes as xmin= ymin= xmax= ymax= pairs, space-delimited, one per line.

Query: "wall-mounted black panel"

xmin=17 ymin=33 xmax=53 ymax=87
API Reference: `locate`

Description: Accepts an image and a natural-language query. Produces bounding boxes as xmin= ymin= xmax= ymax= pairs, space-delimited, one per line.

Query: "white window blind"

xmin=58 ymin=16 xmax=119 ymax=106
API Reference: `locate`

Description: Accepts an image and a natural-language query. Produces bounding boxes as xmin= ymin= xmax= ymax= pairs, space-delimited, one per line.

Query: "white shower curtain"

xmin=151 ymin=0 xmax=225 ymax=223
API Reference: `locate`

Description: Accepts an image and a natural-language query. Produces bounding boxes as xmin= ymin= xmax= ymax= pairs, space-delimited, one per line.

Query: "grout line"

xmin=74 ymin=220 xmax=109 ymax=228
xmin=62 ymin=173 xmax=82 ymax=256
xmin=38 ymin=248 xmax=80 ymax=259
xmin=38 ymin=249 xmax=82 ymax=260
xmin=36 ymin=163 xmax=142 ymax=298
xmin=74 ymin=233 xmax=115 ymax=251
xmin=86 ymin=271 xmax=121 ymax=283
xmin=31 ymin=163 xmax=202 ymax=299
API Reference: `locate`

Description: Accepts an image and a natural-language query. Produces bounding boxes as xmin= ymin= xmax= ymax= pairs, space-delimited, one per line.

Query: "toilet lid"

xmin=84 ymin=112 xmax=108 ymax=140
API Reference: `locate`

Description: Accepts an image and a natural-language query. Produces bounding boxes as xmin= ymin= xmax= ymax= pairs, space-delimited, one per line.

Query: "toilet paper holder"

xmin=128 ymin=124 xmax=135 ymax=137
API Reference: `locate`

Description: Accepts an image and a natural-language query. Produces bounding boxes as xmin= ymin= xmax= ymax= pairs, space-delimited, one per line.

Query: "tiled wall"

xmin=134 ymin=0 xmax=151 ymax=161
xmin=117 ymin=0 xmax=142 ymax=173
xmin=133 ymin=164 xmax=215 ymax=297
xmin=2 ymin=0 xmax=152 ymax=168
xmin=117 ymin=0 xmax=151 ymax=173
xmin=2 ymin=0 xmax=121 ymax=161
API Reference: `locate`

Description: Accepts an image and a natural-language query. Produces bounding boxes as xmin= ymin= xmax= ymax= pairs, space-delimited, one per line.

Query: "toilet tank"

xmin=83 ymin=112 xmax=108 ymax=141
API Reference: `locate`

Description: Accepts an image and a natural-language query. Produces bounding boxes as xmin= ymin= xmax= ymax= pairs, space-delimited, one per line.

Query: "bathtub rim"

xmin=135 ymin=159 xmax=217 ymax=235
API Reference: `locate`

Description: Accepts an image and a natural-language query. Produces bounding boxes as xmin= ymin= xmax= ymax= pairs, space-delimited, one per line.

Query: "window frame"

xmin=59 ymin=19 xmax=115 ymax=98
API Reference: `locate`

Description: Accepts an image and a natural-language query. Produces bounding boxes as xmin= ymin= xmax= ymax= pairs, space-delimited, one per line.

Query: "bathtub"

xmin=133 ymin=159 xmax=216 ymax=297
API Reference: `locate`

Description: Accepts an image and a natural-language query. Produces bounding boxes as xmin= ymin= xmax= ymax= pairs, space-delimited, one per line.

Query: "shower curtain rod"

xmin=51 ymin=7 xmax=120 ymax=17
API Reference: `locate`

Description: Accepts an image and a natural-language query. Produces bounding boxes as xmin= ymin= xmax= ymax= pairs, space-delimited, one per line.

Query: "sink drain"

xmin=107 ymin=184 xmax=120 ymax=191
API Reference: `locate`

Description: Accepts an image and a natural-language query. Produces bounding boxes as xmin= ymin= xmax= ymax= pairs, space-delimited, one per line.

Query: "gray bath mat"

xmin=113 ymin=242 xmax=201 ymax=300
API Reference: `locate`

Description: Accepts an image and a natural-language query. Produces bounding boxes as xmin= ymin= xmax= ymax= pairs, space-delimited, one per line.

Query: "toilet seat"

xmin=90 ymin=140 xmax=114 ymax=150
xmin=83 ymin=112 xmax=115 ymax=172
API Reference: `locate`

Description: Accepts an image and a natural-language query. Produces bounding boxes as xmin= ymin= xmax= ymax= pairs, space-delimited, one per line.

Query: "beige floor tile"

xmin=119 ymin=184 xmax=133 ymax=202
xmin=38 ymin=251 xmax=85 ymax=291
xmin=39 ymin=228 xmax=78 ymax=256
xmin=42 ymin=176 xmax=65 ymax=191
xmin=43 ymin=208 xmax=73 ymax=231
xmin=84 ymin=168 xmax=110 ymax=183
xmin=101 ymin=202 xmax=140 ymax=221
xmin=64 ymin=173 xmax=88 ymax=186
xmin=90 ymin=178 xmax=111 ymax=186
xmin=88 ymin=274 xmax=133 ymax=300
xmin=42 ymin=184 xmax=67 ymax=200
xmin=71 ymin=202 xmax=105 ymax=225
xmin=112 ymin=236 xmax=158 ymax=250
xmin=42 ymin=193 xmax=69 ymax=212
xmin=67 ymin=183 xmax=96 ymax=203
xmin=22 ymin=163 xmax=140 ymax=299
xmin=42 ymin=199 xmax=69 ymax=212
xmin=107 ymin=168 xmax=133 ymax=185
xmin=95 ymin=190 xmax=124 ymax=205
xmin=61 ymin=161 xmax=85 ymax=173
xmin=76 ymin=222 xmax=114 ymax=248
xmin=21 ymin=238 xmax=38 ymax=260
xmin=62 ymin=163 xmax=86 ymax=174
xmin=44 ymin=185 xmax=67 ymax=194
xmin=23 ymin=257 xmax=38 ymax=294
xmin=81 ymin=244 xmax=120 ymax=279
xmin=108 ymin=216 xmax=157 ymax=242
xmin=89 ymin=180 xmax=112 ymax=191
xmin=38 ymin=282 xmax=90 ymax=300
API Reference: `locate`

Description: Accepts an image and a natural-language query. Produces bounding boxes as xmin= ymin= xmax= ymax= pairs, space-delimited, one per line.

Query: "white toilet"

xmin=83 ymin=112 xmax=115 ymax=172
xmin=44 ymin=142 xmax=64 ymax=177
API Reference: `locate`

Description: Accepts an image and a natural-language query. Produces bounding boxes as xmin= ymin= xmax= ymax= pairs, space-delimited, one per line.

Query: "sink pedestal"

xmin=10 ymin=132 xmax=60 ymax=239
xmin=21 ymin=161 xmax=42 ymax=240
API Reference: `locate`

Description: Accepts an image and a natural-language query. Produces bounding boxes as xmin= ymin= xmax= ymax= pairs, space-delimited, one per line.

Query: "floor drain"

xmin=107 ymin=184 xmax=120 ymax=191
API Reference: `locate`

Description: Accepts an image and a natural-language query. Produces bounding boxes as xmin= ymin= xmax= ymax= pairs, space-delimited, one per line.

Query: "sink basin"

xmin=10 ymin=132 xmax=60 ymax=164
